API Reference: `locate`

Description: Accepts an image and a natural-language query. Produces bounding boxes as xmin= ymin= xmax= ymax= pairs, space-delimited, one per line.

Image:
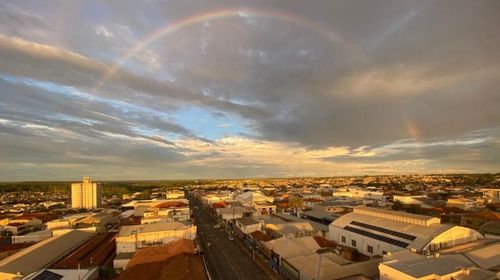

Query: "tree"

xmin=289 ymin=196 xmax=303 ymax=212
xmin=392 ymin=200 xmax=403 ymax=211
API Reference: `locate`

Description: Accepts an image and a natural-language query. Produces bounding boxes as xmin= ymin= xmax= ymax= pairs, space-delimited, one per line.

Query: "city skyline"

xmin=0 ymin=0 xmax=499 ymax=181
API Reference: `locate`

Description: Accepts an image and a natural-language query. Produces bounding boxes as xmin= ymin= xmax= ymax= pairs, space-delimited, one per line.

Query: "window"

xmin=341 ymin=236 xmax=346 ymax=243
xmin=382 ymin=250 xmax=387 ymax=255
xmin=351 ymin=239 xmax=357 ymax=247
xmin=367 ymin=245 xmax=373 ymax=254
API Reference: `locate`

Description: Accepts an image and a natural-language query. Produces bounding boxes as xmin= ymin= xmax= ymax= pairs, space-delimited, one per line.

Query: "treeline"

xmin=0 ymin=180 xmax=200 ymax=194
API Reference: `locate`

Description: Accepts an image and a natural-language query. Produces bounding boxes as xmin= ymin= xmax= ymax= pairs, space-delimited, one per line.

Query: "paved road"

xmin=189 ymin=194 xmax=270 ymax=280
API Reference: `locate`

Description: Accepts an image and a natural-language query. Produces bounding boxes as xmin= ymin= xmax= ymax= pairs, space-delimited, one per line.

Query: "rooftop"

xmin=0 ymin=230 xmax=94 ymax=277
xmin=353 ymin=206 xmax=440 ymax=226
xmin=382 ymin=251 xmax=474 ymax=278
xmin=118 ymin=221 xmax=192 ymax=238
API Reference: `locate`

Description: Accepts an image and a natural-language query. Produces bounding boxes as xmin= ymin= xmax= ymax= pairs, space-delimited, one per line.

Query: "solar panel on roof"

xmin=344 ymin=226 xmax=409 ymax=248
xmin=32 ymin=270 xmax=63 ymax=280
xmin=350 ymin=221 xmax=417 ymax=241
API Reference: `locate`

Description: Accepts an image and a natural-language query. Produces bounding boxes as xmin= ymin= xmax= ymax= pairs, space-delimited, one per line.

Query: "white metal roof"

xmin=0 ymin=230 xmax=94 ymax=277
xmin=330 ymin=211 xmax=454 ymax=250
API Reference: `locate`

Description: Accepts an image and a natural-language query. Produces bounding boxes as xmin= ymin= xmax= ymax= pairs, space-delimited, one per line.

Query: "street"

xmin=189 ymin=194 xmax=271 ymax=280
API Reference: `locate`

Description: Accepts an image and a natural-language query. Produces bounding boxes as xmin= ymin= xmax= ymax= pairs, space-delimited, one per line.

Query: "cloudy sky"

xmin=0 ymin=0 xmax=499 ymax=181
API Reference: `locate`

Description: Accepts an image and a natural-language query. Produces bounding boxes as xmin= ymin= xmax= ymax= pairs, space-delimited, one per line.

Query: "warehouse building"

xmin=329 ymin=206 xmax=483 ymax=256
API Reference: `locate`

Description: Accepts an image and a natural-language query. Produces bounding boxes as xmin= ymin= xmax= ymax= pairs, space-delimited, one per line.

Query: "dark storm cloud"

xmin=0 ymin=0 xmax=499 ymax=179
xmin=0 ymin=34 xmax=271 ymax=120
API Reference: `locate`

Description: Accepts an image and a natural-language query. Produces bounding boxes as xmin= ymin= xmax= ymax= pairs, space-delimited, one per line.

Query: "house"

xmin=73 ymin=209 xmax=121 ymax=232
xmin=0 ymin=217 xmax=43 ymax=236
xmin=254 ymin=202 xmax=276 ymax=216
xmin=265 ymin=219 xmax=317 ymax=239
xmin=132 ymin=199 xmax=189 ymax=217
xmin=303 ymin=198 xmax=324 ymax=209
xmin=236 ymin=192 xmax=274 ymax=208
xmin=328 ymin=206 xmax=483 ymax=256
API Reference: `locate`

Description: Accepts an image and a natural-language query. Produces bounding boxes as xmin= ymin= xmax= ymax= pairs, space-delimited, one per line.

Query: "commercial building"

xmin=71 ymin=177 xmax=102 ymax=209
xmin=0 ymin=230 xmax=94 ymax=279
xmin=117 ymin=239 xmax=207 ymax=280
xmin=114 ymin=221 xmax=196 ymax=269
xmin=328 ymin=206 xmax=483 ymax=256
xmin=141 ymin=200 xmax=190 ymax=224
xmin=446 ymin=197 xmax=478 ymax=210
xmin=379 ymin=250 xmax=497 ymax=280
xmin=480 ymin=188 xmax=500 ymax=202
xmin=23 ymin=268 xmax=99 ymax=280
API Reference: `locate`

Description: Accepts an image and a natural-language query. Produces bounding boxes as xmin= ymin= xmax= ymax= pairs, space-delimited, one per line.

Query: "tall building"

xmin=71 ymin=177 xmax=102 ymax=209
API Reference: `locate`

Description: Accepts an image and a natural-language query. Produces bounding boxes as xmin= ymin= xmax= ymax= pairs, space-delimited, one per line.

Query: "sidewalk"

xmin=234 ymin=238 xmax=282 ymax=280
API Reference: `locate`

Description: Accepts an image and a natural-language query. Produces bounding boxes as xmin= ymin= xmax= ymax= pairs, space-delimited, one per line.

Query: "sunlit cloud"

xmin=0 ymin=0 xmax=499 ymax=180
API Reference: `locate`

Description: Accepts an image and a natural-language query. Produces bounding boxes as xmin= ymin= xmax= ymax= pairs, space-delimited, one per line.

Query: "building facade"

xmin=71 ymin=177 xmax=102 ymax=209
xmin=328 ymin=206 xmax=483 ymax=256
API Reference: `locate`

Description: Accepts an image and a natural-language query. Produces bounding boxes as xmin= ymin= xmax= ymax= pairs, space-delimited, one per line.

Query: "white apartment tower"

xmin=71 ymin=177 xmax=102 ymax=209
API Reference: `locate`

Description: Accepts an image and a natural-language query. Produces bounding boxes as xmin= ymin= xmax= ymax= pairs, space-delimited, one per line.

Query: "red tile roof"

xmin=154 ymin=201 xmax=189 ymax=209
xmin=313 ymin=236 xmax=335 ymax=248
xmin=249 ymin=231 xmax=271 ymax=242
xmin=118 ymin=239 xmax=206 ymax=280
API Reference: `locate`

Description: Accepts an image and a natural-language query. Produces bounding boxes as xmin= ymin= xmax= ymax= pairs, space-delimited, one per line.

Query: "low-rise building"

xmin=393 ymin=195 xmax=429 ymax=205
xmin=235 ymin=217 xmax=262 ymax=235
xmin=142 ymin=200 xmax=190 ymax=224
xmin=329 ymin=206 xmax=483 ymax=256
xmin=216 ymin=206 xmax=254 ymax=222
xmin=447 ymin=197 xmax=478 ymax=210
xmin=0 ymin=230 xmax=94 ymax=279
xmin=379 ymin=250 xmax=497 ymax=280
xmin=24 ymin=268 xmax=99 ymax=280
xmin=114 ymin=221 xmax=196 ymax=269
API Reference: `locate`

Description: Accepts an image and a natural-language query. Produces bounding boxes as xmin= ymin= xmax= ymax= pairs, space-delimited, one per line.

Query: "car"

xmin=228 ymin=235 xmax=235 ymax=241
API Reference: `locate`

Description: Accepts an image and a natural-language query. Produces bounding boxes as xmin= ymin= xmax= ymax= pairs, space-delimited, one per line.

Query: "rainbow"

xmin=95 ymin=8 xmax=364 ymax=89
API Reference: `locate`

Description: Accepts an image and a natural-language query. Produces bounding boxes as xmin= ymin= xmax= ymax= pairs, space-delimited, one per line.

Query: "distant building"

xmin=71 ymin=177 xmax=102 ymax=209
xmin=446 ymin=197 xmax=477 ymax=210
xmin=329 ymin=206 xmax=483 ymax=256
xmin=480 ymin=188 xmax=500 ymax=199
xmin=393 ymin=195 xmax=428 ymax=205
